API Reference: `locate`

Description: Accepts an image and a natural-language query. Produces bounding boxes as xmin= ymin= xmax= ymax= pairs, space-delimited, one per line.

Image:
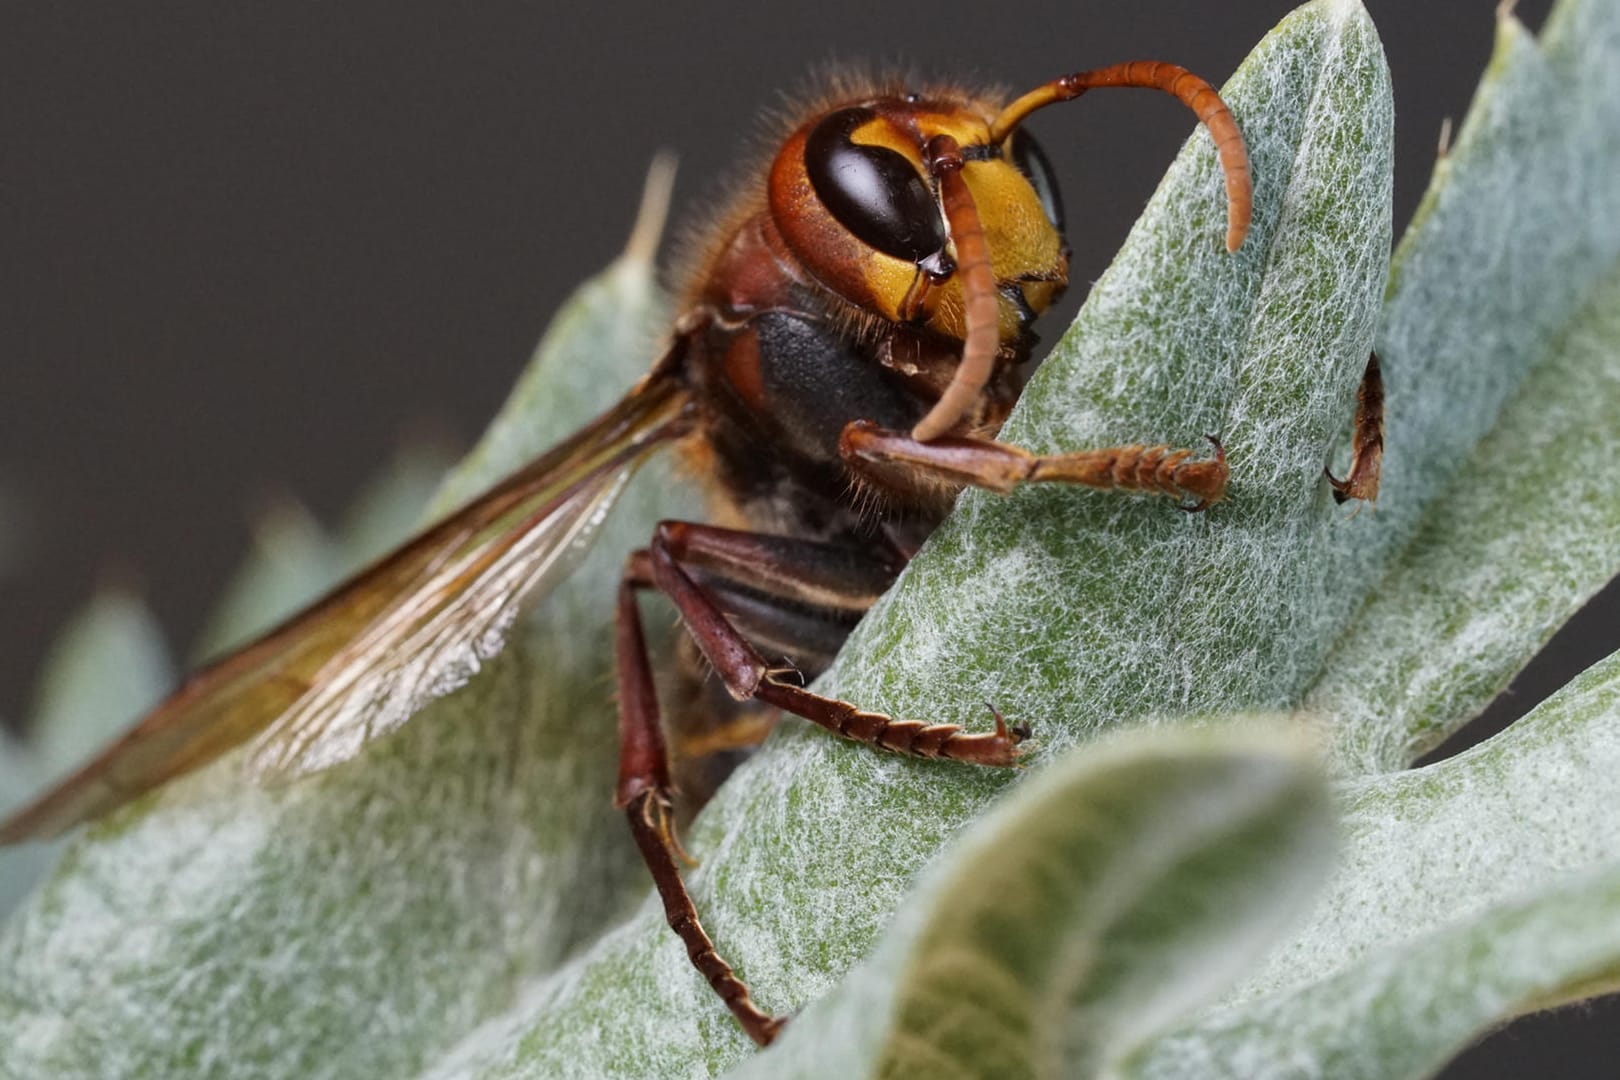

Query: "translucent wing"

xmin=0 ymin=369 xmax=693 ymax=843
xmin=246 ymin=464 xmax=631 ymax=778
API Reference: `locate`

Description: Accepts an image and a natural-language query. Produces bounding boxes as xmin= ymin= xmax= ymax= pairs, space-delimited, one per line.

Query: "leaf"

xmin=339 ymin=441 xmax=459 ymax=569
xmin=23 ymin=589 xmax=175 ymax=783
xmin=0 ymin=213 xmax=700 ymax=1078
xmin=1318 ymin=260 xmax=1620 ymax=769
xmin=451 ymin=3 xmax=1394 ymax=1075
xmin=1305 ymin=0 xmax=1620 ymax=772
xmin=724 ymin=725 xmax=1334 ymax=1080
xmin=2 ymin=770 xmax=54 ymax=918
xmin=191 ymin=499 xmax=344 ymax=660
xmin=1103 ymin=1 xmax=1620 ymax=1071
xmin=1126 ymin=648 xmax=1620 ymax=1080
xmin=0 ymin=734 xmax=43 ymax=917
xmin=0 ymin=589 xmax=172 ymax=916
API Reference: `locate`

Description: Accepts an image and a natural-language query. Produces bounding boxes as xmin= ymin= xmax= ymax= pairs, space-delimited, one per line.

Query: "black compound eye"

xmin=805 ymin=107 xmax=947 ymax=263
xmin=1008 ymin=128 xmax=1065 ymax=232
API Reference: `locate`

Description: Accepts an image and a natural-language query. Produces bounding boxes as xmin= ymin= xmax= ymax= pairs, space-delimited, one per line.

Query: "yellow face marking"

xmin=841 ymin=110 xmax=1067 ymax=340
xmin=925 ymin=158 xmax=1067 ymax=341
xmin=848 ymin=116 xmax=920 ymax=160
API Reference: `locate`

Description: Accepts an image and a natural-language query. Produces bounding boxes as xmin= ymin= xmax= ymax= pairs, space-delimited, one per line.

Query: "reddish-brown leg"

xmin=1325 ymin=352 xmax=1384 ymax=507
xmin=841 ymin=420 xmax=1229 ymax=511
xmin=614 ymin=521 xmax=1028 ymax=1044
xmin=657 ymin=520 xmax=901 ymax=612
xmin=646 ymin=524 xmax=1026 ymax=765
xmin=662 ymin=522 xmax=898 ymax=669
xmin=615 ymin=559 xmax=784 ymax=1046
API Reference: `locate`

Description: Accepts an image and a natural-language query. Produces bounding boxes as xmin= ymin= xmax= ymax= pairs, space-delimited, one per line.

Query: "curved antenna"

xmin=911 ymin=134 xmax=1001 ymax=442
xmin=990 ymin=61 xmax=1253 ymax=252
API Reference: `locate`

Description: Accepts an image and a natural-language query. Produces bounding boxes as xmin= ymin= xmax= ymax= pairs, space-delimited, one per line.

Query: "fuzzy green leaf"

xmin=0 ymin=590 xmax=171 ymax=916
xmin=0 ymin=734 xmax=42 ymax=917
xmin=192 ymin=500 xmax=344 ymax=660
xmin=1128 ymin=649 xmax=1620 ymax=1080
xmin=1105 ymin=2 xmax=1620 ymax=1072
xmin=0 ymin=234 xmax=699 ymax=1078
xmin=725 ymin=726 xmax=1333 ymax=1080
xmin=1306 ymin=0 xmax=1620 ymax=772
xmin=339 ymin=442 xmax=459 ymax=568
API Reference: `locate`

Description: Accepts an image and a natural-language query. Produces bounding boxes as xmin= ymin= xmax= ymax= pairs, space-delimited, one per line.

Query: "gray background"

xmin=2 ymin=1 xmax=1614 ymax=1074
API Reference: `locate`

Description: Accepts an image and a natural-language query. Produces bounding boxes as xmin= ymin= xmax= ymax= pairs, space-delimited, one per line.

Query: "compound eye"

xmin=1008 ymin=128 xmax=1065 ymax=232
xmin=805 ymin=107 xmax=947 ymax=263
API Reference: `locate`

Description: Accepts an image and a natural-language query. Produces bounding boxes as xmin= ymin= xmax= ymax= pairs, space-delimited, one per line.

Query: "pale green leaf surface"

xmin=24 ymin=589 xmax=175 ymax=782
xmin=0 ymin=590 xmax=172 ymax=918
xmin=191 ymin=500 xmax=344 ymax=660
xmin=448 ymin=4 xmax=1392 ymax=1075
xmin=1316 ymin=259 xmax=1620 ymax=770
xmin=0 ymin=734 xmax=45 ymax=918
xmin=1308 ymin=0 xmax=1620 ymax=773
xmin=0 ymin=734 xmax=32 ymax=815
xmin=1128 ymin=649 xmax=1620 ymax=1079
xmin=0 ymin=774 xmax=57 ymax=923
xmin=0 ymin=245 xmax=699 ymax=1079
xmin=1110 ymin=1 xmax=1620 ymax=1069
xmin=339 ymin=441 xmax=458 ymax=568
xmin=725 ymin=726 xmax=1333 ymax=1080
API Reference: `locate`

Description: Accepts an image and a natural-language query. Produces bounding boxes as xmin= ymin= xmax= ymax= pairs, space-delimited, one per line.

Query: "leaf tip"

xmin=622 ymin=151 xmax=678 ymax=267
xmin=1309 ymin=0 xmax=1373 ymax=28
xmin=1491 ymin=0 xmax=1536 ymax=50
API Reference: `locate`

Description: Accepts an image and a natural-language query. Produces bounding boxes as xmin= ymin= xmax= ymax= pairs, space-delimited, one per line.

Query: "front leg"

xmin=840 ymin=420 xmax=1228 ymax=511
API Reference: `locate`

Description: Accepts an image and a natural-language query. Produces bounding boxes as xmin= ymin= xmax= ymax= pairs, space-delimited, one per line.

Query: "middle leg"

xmin=646 ymin=521 xmax=1027 ymax=765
